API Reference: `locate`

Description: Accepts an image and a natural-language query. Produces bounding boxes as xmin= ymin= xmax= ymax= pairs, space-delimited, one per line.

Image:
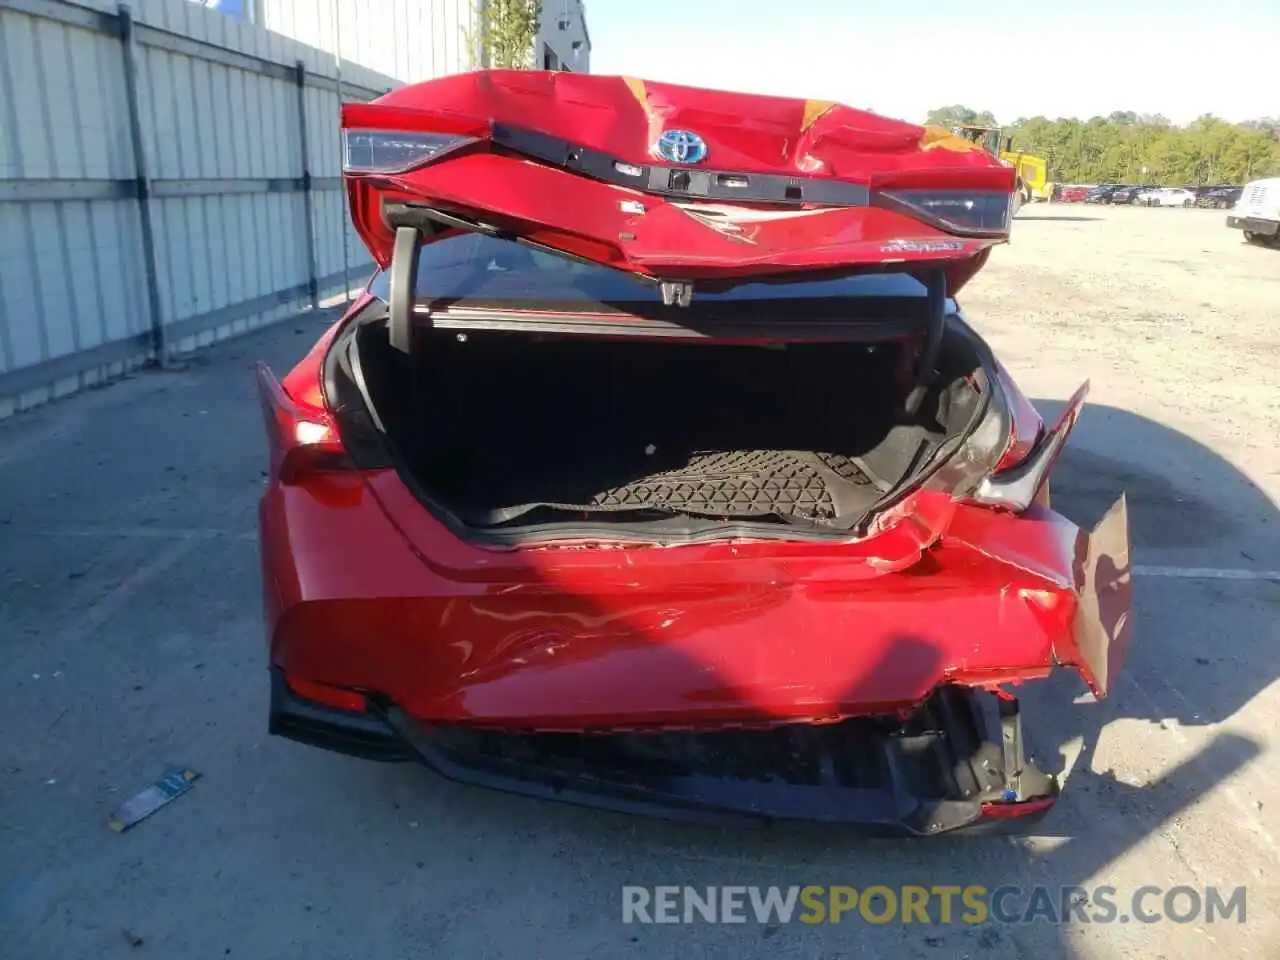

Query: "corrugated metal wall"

xmin=258 ymin=0 xmax=480 ymax=83
xmin=0 ymin=0 xmax=401 ymax=417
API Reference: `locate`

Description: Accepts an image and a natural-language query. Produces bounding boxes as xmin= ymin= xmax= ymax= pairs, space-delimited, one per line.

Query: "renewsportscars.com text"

xmin=621 ymin=885 xmax=1247 ymax=926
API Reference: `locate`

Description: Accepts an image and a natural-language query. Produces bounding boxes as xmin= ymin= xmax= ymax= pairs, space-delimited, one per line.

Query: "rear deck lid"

xmin=340 ymin=71 xmax=1016 ymax=294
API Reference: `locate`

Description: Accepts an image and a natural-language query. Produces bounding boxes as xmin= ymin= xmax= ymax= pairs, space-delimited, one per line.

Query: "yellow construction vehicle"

xmin=953 ymin=125 xmax=1048 ymax=211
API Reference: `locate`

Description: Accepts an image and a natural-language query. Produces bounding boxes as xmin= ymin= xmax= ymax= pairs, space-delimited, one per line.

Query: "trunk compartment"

xmin=329 ymin=71 xmax=1014 ymax=542
xmin=343 ymin=319 xmax=987 ymax=537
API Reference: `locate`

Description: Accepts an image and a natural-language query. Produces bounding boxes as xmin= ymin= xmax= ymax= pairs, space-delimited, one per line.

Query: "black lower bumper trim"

xmin=269 ymin=670 xmax=1058 ymax=834
xmin=268 ymin=669 xmax=413 ymax=762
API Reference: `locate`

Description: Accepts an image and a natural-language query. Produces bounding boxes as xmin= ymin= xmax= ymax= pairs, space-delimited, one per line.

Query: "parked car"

xmin=1197 ymin=186 xmax=1243 ymax=209
xmin=1108 ymin=186 xmax=1143 ymax=205
xmin=1059 ymin=184 xmax=1093 ymax=202
xmin=1084 ymin=185 xmax=1122 ymax=203
xmin=1227 ymin=177 xmax=1280 ymax=245
xmin=1135 ymin=187 xmax=1195 ymax=207
xmin=259 ymin=71 xmax=1132 ymax=835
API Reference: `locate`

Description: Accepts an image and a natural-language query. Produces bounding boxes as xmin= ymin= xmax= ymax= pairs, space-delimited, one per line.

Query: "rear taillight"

xmin=342 ymin=130 xmax=476 ymax=175
xmin=963 ymin=382 xmax=1089 ymax=514
xmin=256 ymin=362 xmax=353 ymax=484
xmin=921 ymin=372 xmax=1078 ymax=514
xmin=929 ymin=398 xmax=1011 ymax=494
xmin=992 ymin=364 xmax=1043 ymax=471
xmin=880 ymin=190 xmax=1012 ymax=235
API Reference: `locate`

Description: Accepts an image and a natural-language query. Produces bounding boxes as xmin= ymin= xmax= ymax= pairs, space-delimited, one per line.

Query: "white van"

xmin=1227 ymin=177 xmax=1280 ymax=245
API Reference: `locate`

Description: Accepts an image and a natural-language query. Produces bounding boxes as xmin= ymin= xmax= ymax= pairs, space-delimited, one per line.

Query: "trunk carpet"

xmin=370 ymin=332 xmax=941 ymax=530
xmin=451 ymin=449 xmax=888 ymax=527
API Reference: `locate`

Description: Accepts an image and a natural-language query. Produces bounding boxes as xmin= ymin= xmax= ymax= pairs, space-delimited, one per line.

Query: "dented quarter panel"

xmin=946 ymin=495 xmax=1133 ymax=698
xmin=263 ymin=458 xmax=1132 ymax=728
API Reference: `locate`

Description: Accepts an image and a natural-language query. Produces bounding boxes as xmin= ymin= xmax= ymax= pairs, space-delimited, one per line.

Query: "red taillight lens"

xmin=992 ymin=365 xmax=1043 ymax=472
xmin=256 ymin=362 xmax=353 ymax=484
xmin=979 ymin=795 xmax=1056 ymax=819
xmin=284 ymin=674 xmax=369 ymax=713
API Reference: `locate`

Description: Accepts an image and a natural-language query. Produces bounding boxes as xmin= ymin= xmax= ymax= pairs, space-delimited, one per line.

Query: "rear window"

xmin=368 ymin=232 xmax=930 ymax=309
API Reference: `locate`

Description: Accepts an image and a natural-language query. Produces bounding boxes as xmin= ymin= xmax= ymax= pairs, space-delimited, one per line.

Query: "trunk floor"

xmin=447 ymin=449 xmax=887 ymax=527
xmin=393 ymin=336 xmax=921 ymax=530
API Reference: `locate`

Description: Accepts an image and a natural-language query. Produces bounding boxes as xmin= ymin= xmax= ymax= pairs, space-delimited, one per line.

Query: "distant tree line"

xmin=925 ymin=105 xmax=1280 ymax=186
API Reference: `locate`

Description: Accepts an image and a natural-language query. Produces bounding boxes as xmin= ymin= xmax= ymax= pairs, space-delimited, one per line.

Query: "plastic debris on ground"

xmin=107 ymin=765 xmax=202 ymax=833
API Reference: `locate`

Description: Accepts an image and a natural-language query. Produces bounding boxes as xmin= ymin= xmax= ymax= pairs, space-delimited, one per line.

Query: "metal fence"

xmin=0 ymin=0 xmax=401 ymax=416
xmin=257 ymin=0 xmax=482 ymax=82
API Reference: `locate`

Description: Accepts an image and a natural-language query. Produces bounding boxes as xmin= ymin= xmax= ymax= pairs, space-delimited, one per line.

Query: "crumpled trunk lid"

xmin=339 ymin=70 xmax=1015 ymax=294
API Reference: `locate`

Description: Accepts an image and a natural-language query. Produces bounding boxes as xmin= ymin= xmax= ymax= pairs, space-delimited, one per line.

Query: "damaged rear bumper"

xmin=269 ymin=667 xmax=1058 ymax=834
xmin=264 ymin=483 xmax=1133 ymax=728
xmin=262 ymin=466 xmax=1131 ymax=830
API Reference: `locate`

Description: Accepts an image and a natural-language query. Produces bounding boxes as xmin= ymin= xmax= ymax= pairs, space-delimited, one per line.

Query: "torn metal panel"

xmin=945 ymin=493 xmax=1134 ymax=699
xmin=1067 ymin=494 xmax=1133 ymax=697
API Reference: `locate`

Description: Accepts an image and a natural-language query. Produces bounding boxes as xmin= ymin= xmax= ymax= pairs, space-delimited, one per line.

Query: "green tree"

xmin=1242 ymin=117 xmax=1280 ymax=140
xmin=986 ymin=110 xmax=1280 ymax=185
xmin=924 ymin=105 xmax=999 ymax=129
xmin=469 ymin=0 xmax=541 ymax=69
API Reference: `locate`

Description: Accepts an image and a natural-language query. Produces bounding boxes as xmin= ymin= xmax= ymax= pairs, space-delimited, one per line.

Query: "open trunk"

xmin=323 ymin=71 xmax=1018 ymax=542
xmin=255 ymin=72 xmax=1137 ymax=833
xmin=342 ymin=316 xmax=989 ymax=539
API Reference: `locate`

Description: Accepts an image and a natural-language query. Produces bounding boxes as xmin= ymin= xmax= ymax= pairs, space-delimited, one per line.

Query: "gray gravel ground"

xmin=2 ymin=204 xmax=1279 ymax=959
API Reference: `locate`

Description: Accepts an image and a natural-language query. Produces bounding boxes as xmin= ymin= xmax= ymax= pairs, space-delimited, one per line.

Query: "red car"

xmin=1058 ymin=185 xmax=1094 ymax=203
xmin=258 ymin=71 xmax=1132 ymax=835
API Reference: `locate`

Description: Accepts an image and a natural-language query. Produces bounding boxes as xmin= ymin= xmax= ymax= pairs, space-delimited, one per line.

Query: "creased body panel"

xmin=356 ymin=155 xmax=999 ymax=288
xmin=352 ymin=71 xmax=1009 ymax=185
xmin=341 ymin=71 xmax=1013 ymax=291
xmin=947 ymin=496 xmax=1133 ymax=698
xmin=262 ymin=468 xmax=1134 ymax=729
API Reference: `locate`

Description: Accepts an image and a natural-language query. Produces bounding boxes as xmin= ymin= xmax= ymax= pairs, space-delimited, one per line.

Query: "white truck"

xmin=1227 ymin=177 xmax=1280 ymax=246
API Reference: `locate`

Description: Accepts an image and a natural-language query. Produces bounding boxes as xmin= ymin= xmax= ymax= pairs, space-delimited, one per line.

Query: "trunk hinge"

xmin=903 ymin=269 xmax=946 ymax=416
xmin=388 ymin=226 xmax=422 ymax=355
xmin=659 ymin=280 xmax=694 ymax=308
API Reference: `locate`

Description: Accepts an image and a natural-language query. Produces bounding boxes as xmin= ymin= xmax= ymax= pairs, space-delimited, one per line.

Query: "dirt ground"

xmin=1 ymin=204 xmax=1279 ymax=959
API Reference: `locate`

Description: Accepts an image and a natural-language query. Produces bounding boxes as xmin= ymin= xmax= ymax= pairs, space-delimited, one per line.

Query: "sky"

xmin=198 ymin=0 xmax=247 ymax=14
xmin=586 ymin=0 xmax=1280 ymax=126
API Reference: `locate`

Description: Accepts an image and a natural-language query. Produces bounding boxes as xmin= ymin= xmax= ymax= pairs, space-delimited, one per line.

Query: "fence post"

xmin=295 ymin=60 xmax=320 ymax=311
xmin=330 ymin=0 xmax=352 ymax=304
xmin=117 ymin=3 xmax=168 ymax=367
